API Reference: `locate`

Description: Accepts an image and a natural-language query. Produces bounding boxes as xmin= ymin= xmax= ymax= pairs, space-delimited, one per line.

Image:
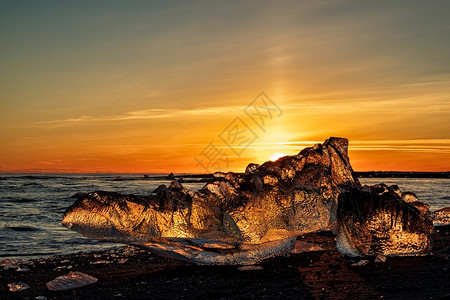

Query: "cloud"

xmin=31 ymin=106 xmax=243 ymax=127
xmin=188 ymin=139 xmax=450 ymax=154
xmin=279 ymin=139 xmax=450 ymax=153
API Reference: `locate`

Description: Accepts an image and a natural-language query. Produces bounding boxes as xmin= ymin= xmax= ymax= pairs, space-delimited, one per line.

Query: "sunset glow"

xmin=1 ymin=1 xmax=449 ymax=173
xmin=269 ymin=153 xmax=290 ymax=162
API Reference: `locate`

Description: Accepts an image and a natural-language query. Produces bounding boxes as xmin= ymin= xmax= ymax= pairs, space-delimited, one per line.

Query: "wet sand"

xmin=1 ymin=226 xmax=449 ymax=299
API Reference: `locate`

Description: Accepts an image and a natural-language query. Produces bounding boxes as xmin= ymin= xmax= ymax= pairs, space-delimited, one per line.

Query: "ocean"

xmin=0 ymin=175 xmax=449 ymax=260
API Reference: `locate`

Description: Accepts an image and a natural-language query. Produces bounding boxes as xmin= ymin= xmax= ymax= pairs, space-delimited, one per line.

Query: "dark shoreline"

xmin=2 ymin=226 xmax=449 ymax=299
xmin=120 ymin=171 xmax=450 ymax=183
xmin=355 ymin=171 xmax=450 ymax=178
xmin=1 ymin=171 xmax=449 ymax=181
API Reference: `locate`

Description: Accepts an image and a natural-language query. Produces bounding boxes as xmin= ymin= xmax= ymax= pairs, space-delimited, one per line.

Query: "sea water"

xmin=0 ymin=175 xmax=448 ymax=260
xmin=0 ymin=174 xmax=205 ymax=260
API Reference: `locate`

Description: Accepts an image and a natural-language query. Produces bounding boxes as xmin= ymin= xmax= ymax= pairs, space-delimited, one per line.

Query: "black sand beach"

xmin=2 ymin=226 xmax=449 ymax=300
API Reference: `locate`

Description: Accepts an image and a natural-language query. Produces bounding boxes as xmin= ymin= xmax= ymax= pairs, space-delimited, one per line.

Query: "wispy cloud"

xmin=278 ymin=139 xmax=450 ymax=153
xmin=31 ymin=106 xmax=242 ymax=127
xmin=183 ymin=139 xmax=450 ymax=154
xmin=286 ymin=90 xmax=450 ymax=113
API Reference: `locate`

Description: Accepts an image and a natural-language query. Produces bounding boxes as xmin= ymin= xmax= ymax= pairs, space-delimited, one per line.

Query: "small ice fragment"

xmin=91 ymin=260 xmax=113 ymax=264
xmin=375 ymin=254 xmax=387 ymax=263
xmin=291 ymin=241 xmax=324 ymax=254
xmin=60 ymin=260 xmax=70 ymax=263
xmin=35 ymin=296 xmax=48 ymax=300
xmin=8 ymin=282 xmax=30 ymax=292
xmin=238 ymin=265 xmax=264 ymax=271
xmin=350 ymin=259 xmax=369 ymax=267
xmin=1 ymin=259 xmax=20 ymax=270
xmin=118 ymin=258 xmax=128 ymax=264
xmin=16 ymin=266 xmax=30 ymax=272
xmin=46 ymin=271 xmax=98 ymax=291
xmin=54 ymin=265 xmax=72 ymax=270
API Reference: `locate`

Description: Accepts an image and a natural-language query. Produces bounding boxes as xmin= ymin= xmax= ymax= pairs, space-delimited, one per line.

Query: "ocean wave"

xmin=5 ymin=225 xmax=42 ymax=232
xmin=16 ymin=175 xmax=54 ymax=180
xmin=14 ymin=198 xmax=35 ymax=203
xmin=22 ymin=182 xmax=44 ymax=188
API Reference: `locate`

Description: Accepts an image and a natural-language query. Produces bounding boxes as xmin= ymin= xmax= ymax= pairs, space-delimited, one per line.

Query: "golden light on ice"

xmin=269 ymin=152 xmax=288 ymax=162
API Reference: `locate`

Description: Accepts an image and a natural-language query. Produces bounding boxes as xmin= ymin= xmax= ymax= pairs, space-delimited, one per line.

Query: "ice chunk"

xmin=350 ymin=259 xmax=369 ymax=267
xmin=8 ymin=282 xmax=30 ymax=292
xmin=46 ymin=271 xmax=98 ymax=291
xmin=291 ymin=240 xmax=324 ymax=254
xmin=238 ymin=265 xmax=264 ymax=271
xmin=1 ymin=259 xmax=20 ymax=270
xmin=91 ymin=260 xmax=113 ymax=264
xmin=375 ymin=254 xmax=387 ymax=263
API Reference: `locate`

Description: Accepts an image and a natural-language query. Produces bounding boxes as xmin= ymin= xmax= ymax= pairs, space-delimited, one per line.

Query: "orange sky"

xmin=1 ymin=1 xmax=449 ymax=173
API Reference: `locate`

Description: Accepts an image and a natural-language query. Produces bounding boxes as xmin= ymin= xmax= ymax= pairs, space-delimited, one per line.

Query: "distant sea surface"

xmin=0 ymin=174 xmax=449 ymax=260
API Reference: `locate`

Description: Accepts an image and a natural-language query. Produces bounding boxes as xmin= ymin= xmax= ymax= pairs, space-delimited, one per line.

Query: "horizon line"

xmin=1 ymin=170 xmax=449 ymax=175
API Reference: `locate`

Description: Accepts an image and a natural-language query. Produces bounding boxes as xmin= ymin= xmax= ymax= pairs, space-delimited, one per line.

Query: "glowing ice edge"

xmin=133 ymin=238 xmax=297 ymax=265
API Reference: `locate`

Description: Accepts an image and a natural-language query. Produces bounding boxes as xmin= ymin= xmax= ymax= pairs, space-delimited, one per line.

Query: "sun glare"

xmin=269 ymin=152 xmax=288 ymax=162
